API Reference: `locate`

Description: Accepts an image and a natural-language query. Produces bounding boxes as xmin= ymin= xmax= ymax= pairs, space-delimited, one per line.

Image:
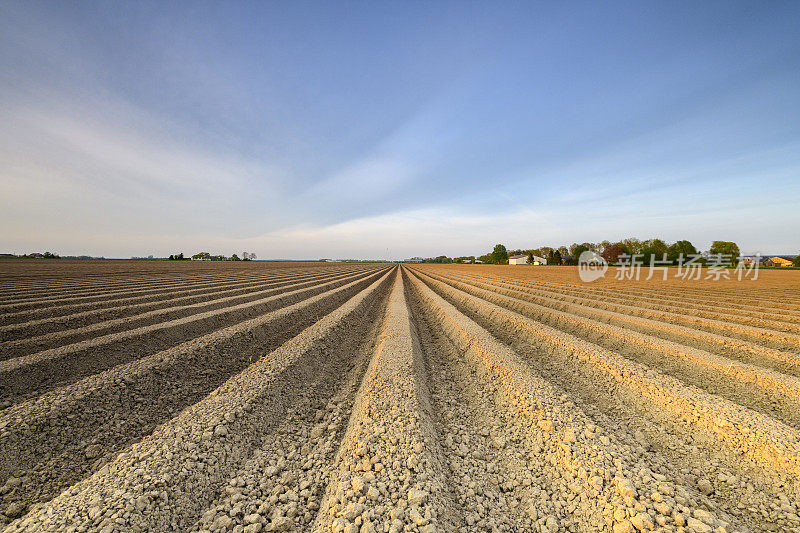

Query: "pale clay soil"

xmin=0 ymin=259 xmax=799 ymax=532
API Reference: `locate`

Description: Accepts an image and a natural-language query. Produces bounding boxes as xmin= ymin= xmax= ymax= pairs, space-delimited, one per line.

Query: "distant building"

xmin=764 ymin=256 xmax=794 ymax=267
xmin=509 ymin=254 xmax=547 ymax=265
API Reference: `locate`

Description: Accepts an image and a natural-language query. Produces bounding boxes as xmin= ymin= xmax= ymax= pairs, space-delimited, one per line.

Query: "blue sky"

xmin=1 ymin=1 xmax=799 ymax=259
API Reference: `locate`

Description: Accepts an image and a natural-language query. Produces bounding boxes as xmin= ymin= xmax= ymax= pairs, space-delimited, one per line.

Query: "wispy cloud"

xmin=1 ymin=2 xmax=799 ymax=258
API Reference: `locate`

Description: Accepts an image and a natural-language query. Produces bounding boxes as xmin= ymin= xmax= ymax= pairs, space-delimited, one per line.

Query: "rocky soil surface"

xmin=1 ymin=259 xmax=798 ymax=532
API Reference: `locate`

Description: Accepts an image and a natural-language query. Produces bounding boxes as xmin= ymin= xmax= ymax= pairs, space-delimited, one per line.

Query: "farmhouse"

xmin=764 ymin=256 xmax=794 ymax=267
xmin=509 ymin=254 xmax=547 ymax=265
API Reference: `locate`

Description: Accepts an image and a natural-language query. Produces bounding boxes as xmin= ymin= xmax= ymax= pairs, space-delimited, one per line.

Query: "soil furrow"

xmin=0 ymin=268 xmax=357 ymax=327
xmin=0 ymin=269 xmax=349 ymax=338
xmin=313 ymin=274 xmax=459 ymax=532
xmin=0 ymin=269 xmax=359 ymax=354
xmin=432 ymin=269 xmax=800 ymax=376
xmin=439 ymin=269 xmax=800 ymax=353
xmin=3 ymin=268 xmax=395 ymax=531
xmin=409 ymin=268 xmax=800 ymax=530
xmin=0 ymin=268 xmax=386 ymax=405
xmin=0 ymin=266 xmax=369 ymax=314
xmin=0 ymin=269 xmax=391 ymax=519
xmin=404 ymin=267 xmax=746 ymax=533
xmin=456 ymin=270 xmax=800 ymax=322
xmin=423 ymin=269 xmax=800 ymax=426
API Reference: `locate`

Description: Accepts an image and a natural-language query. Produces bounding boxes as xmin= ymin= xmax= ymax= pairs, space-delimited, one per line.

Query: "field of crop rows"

xmin=1 ymin=260 xmax=799 ymax=532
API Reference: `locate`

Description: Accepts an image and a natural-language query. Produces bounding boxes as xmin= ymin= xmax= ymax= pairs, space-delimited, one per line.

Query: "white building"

xmin=508 ymin=254 xmax=547 ymax=265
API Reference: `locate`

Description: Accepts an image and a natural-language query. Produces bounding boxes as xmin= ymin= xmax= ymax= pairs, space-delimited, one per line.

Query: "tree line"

xmin=423 ymin=239 xmax=764 ymax=266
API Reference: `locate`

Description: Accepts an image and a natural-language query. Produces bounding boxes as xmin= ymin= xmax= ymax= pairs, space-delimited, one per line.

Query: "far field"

xmin=1 ymin=259 xmax=799 ymax=532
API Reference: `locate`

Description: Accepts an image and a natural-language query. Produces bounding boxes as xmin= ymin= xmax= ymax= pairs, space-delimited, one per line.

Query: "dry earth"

xmin=1 ymin=259 xmax=799 ymax=532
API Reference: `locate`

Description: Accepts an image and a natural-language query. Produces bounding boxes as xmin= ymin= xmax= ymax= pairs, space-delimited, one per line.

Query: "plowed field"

xmin=1 ymin=260 xmax=799 ymax=533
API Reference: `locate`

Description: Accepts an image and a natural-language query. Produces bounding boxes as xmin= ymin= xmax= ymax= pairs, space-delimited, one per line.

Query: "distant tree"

xmin=477 ymin=254 xmax=492 ymax=263
xmin=490 ymin=244 xmax=508 ymax=265
xmin=546 ymin=249 xmax=557 ymax=264
xmin=557 ymin=246 xmax=569 ymax=258
xmin=571 ymin=243 xmax=593 ymax=262
xmin=539 ymin=247 xmax=554 ymax=260
xmin=552 ymin=250 xmax=563 ymax=265
xmin=667 ymin=240 xmax=697 ymax=264
xmin=640 ymin=239 xmax=669 ymax=265
xmin=230 ymin=254 xmax=240 ymax=261
xmin=526 ymin=251 xmax=535 ymax=264
xmin=622 ymin=238 xmax=644 ymax=255
xmin=177 ymin=252 xmax=184 ymax=260
xmin=793 ymin=255 xmax=800 ymax=267
xmin=168 ymin=254 xmax=175 ymax=260
xmin=709 ymin=241 xmax=740 ymax=265
xmin=601 ymin=242 xmax=629 ymax=264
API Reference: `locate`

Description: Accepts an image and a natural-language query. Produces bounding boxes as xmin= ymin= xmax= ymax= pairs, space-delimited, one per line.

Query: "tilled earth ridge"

xmin=0 ymin=268 xmax=386 ymax=404
xmin=0 ymin=268 xmax=389 ymax=517
xmin=0 ymin=266 xmax=375 ymax=323
xmin=0 ymin=268 xmax=370 ymax=356
xmin=1 ymin=259 xmax=799 ymax=532
xmin=417 ymin=269 xmax=800 ymax=427
xmin=0 ymin=264 xmax=370 ymax=310
xmin=5 ymin=269 xmax=394 ymax=531
xmin=405 ymin=270 xmax=742 ymax=533
xmin=409 ymin=271 xmax=800 ymax=487
xmin=454 ymin=272 xmax=800 ymax=332
xmin=0 ymin=267 xmax=359 ymax=343
xmin=313 ymin=274 xmax=456 ymax=533
xmin=432 ymin=270 xmax=800 ymax=376
xmin=410 ymin=266 xmax=800 ymax=531
xmin=0 ymin=271 xmax=288 ymax=315
xmin=436 ymin=270 xmax=800 ymax=352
